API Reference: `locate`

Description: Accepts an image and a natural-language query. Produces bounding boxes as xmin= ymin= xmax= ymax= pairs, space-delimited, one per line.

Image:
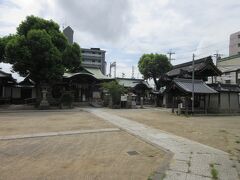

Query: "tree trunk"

xmin=153 ymin=77 xmax=160 ymax=91
xmin=35 ymin=83 xmax=41 ymax=107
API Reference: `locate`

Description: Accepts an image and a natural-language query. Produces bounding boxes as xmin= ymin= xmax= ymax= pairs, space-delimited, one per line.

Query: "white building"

xmin=229 ymin=31 xmax=240 ymax=56
xmin=81 ymin=48 xmax=107 ymax=75
xmin=208 ymin=31 xmax=240 ymax=85
xmin=216 ymin=54 xmax=240 ymax=84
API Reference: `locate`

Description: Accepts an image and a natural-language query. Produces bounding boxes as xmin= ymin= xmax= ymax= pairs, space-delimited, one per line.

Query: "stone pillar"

xmin=39 ymin=89 xmax=49 ymax=109
xmin=140 ymin=97 xmax=143 ymax=108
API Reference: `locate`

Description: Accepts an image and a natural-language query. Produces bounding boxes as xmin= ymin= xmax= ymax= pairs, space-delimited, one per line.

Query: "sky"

xmin=0 ymin=0 xmax=240 ymax=78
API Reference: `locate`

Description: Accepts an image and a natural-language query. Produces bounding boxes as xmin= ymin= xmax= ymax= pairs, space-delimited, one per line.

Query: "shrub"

xmin=101 ymin=81 xmax=126 ymax=106
xmin=60 ymin=92 xmax=73 ymax=107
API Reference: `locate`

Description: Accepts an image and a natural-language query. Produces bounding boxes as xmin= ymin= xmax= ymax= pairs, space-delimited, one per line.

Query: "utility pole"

xmin=167 ymin=49 xmax=175 ymax=62
xmin=192 ymin=53 xmax=195 ymax=114
xmin=131 ymin=66 xmax=135 ymax=79
xmin=213 ymin=51 xmax=223 ymax=83
xmin=213 ymin=51 xmax=223 ymax=65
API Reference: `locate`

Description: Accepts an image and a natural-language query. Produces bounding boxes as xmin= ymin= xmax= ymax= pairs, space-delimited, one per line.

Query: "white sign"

xmin=93 ymin=91 xmax=100 ymax=99
xmin=121 ymin=95 xmax=127 ymax=101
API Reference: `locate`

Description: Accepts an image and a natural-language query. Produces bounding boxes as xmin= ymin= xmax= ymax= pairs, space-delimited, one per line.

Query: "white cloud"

xmin=0 ymin=0 xmax=240 ymax=76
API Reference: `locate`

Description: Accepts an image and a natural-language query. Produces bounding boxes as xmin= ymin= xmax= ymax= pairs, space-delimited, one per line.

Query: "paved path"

xmin=0 ymin=128 xmax=120 ymax=140
xmin=87 ymin=108 xmax=239 ymax=180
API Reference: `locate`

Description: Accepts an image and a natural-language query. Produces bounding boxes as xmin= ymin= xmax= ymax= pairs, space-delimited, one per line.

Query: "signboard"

xmin=93 ymin=91 xmax=101 ymax=99
xmin=121 ymin=95 xmax=127 ymax=101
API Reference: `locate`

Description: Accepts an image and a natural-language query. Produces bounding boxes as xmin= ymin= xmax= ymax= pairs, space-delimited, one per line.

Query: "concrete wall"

xmin=32 ymin=88 xmax=36 ymax=98
xmin=5 ymin=87 xmax=11 ymax=97
xmin=12 ymin=88 xmax=21 ymax=98
xmin=229 ymin=93 xmax=239 ymax=112
xmin=207 ymin=92 xmax=240 ymax=113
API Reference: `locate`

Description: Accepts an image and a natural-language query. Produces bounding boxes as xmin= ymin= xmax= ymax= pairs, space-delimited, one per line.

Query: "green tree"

xmin=138 ymin=53 xmax=172 ymax=90
xmin=0 ymin=15 xmax=82 ymax=102
xmin=0 ymin=35 xmax=16 ymax=62
xmin=5 ymin=29 xmax=63 ymax=83
xmin=62 ymin=43 xmax=82 ymax=72
xmin=101 ymin=81 xmax=126 ymax=106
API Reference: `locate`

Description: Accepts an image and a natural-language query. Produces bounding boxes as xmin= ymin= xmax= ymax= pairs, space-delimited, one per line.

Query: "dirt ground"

xmin=0 ymin=111 xmax=165 ymax=180
xmin=0 ymin=111 xmax=114 ymax=136
xmin=107 ymin=108 xmax=240 ymax=161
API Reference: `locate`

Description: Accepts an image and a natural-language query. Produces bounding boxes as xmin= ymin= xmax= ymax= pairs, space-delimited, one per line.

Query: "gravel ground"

xmin=106 ymin=108 xmax=240 ymax=162
xmin=0 ymin=111 xmax=114 ymax=136
xmin=0 ymin=110 xmax=165 ymax=180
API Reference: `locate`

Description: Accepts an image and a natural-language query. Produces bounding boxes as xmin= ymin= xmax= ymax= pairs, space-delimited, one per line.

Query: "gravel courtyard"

xmin=106 ymin=108 xmax=240 ymax=175
xmin=0 ymin=111 xmax=165 ymax=180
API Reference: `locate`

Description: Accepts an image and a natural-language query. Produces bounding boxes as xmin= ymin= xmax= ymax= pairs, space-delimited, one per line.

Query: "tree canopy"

xmin=0 ymin=15 xmax=82 ymax=84
xmin=62 ymin=43 xmax=82 ymax=73
xmin=0 ymin=35 xmax=15 ymax=62
xmin=138 ymin=53 xmax=172 ymax=90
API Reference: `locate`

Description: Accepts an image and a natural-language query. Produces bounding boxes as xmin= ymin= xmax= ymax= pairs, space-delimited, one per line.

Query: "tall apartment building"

xmin=229 ymin=31 xmax=240 ymax=56
xmin=63 ymin=26 xmax=74 ymax=44
xmin=81 ymin=48 xmax=106 ymax=75
xmin=63 ymin=26 xmax=107 ymax=75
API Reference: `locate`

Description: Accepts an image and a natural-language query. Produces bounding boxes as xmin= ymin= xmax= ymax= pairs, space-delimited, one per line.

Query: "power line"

xmin=173 ymin=41 xmax=240 ymax=56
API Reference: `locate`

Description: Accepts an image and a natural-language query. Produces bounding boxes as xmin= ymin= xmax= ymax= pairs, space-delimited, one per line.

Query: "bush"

xmin=60 ymin=92 xmax=73 ymax=107
xmin=101 ymin=81 xmax=126 ymax=106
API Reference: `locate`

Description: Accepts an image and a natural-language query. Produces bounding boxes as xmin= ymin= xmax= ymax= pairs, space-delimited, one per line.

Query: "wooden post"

xmin=208 ymin=94 xmax=210 ymax=108
xmin=185 ymin=97 xmax=189 ymax=115
xmin=228 ymin=92 xmax=231 ymax=113
xmin=218 ymin=93 xmax=221 ymax=112
xmin=172 ymin=96 xmax=175 ymax=113
xmin=192 ymin=54 xmax=195 ymax=114
xmin=204 ymin=94 xmax=207 ymax=114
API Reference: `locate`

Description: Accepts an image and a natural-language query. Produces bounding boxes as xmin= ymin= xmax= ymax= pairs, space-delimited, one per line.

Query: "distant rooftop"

xmin=81 ymin=48 xmax=106 ymax=52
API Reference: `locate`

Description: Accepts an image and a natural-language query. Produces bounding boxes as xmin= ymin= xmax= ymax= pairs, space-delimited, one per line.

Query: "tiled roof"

xmin=166 ymin=56 xmax=222 ymax=77
xmin=63 ymin=67 xmax=111 ymax=80
xmin=116 ymin=78 xmax=151 ymax=89
xmin=173 ymin=78 xmax=218 ymax=94
xmin=208 ymin=83 xmax=240 ymax=93
xmin=0 ymin=70 xmax=11 ymax=78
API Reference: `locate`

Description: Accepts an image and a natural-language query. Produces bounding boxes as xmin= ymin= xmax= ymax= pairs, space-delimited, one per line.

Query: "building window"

xmin=92 ymin=60 xmax=95 ymax=62
xmin=238 ymin=43 xmax=240 ymax=47
xmin=237 ymin=72 xmax=240 ymax=84
xmin=225 ymin=80 xmax=231 ymax=84
xmin=238 ymin=34 xmax=240 ymax=38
